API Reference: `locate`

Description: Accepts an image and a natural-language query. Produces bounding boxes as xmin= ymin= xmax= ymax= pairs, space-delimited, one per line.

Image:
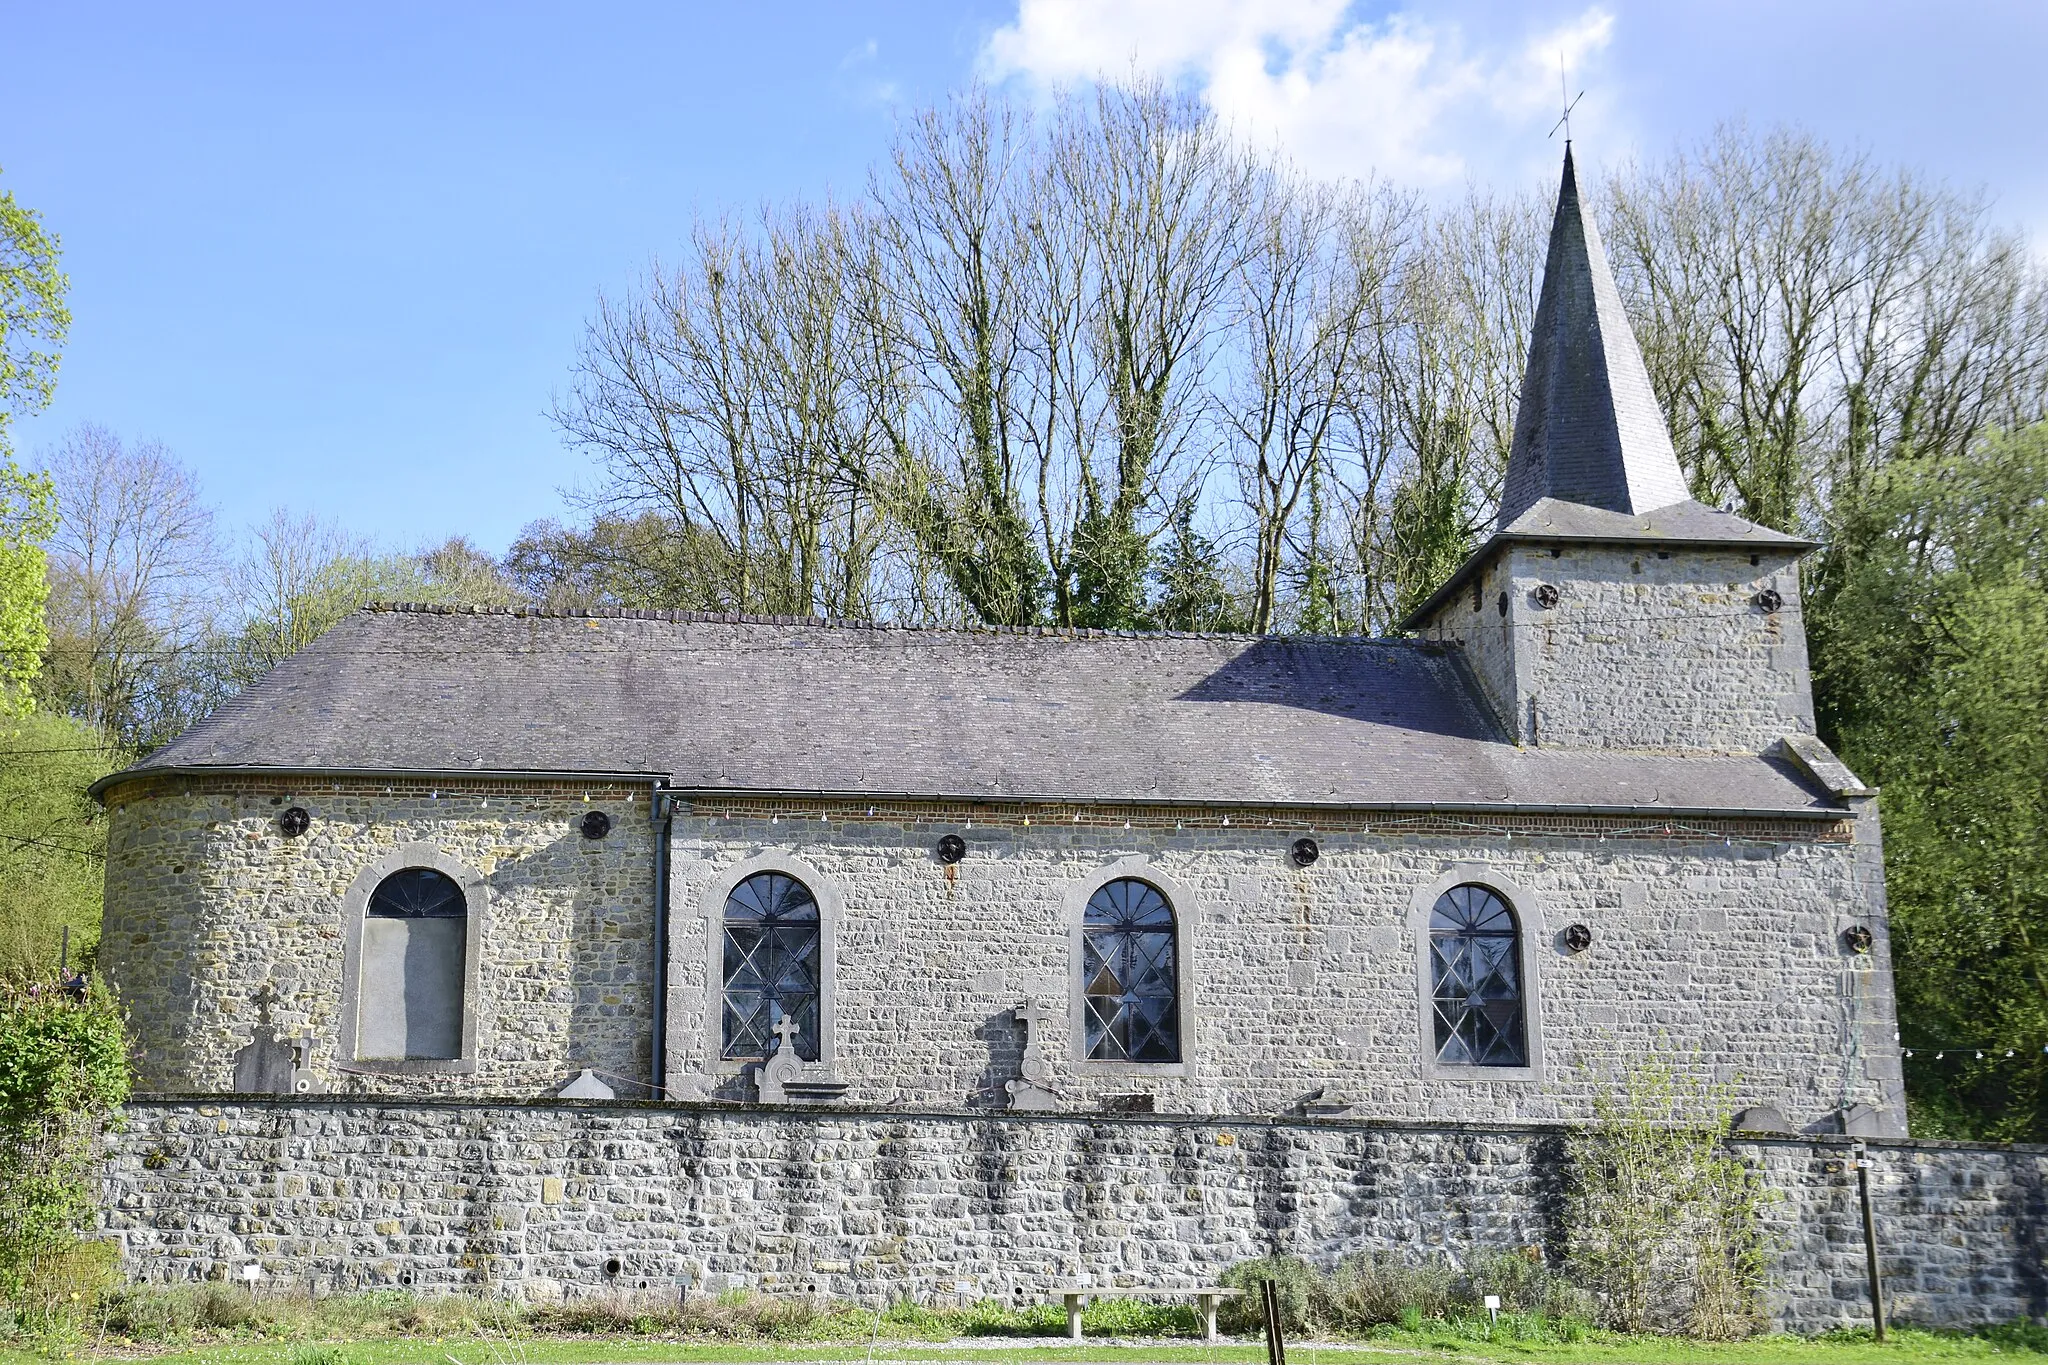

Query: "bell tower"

xmin=1403 ymin=148 xmax=1814 ymax=755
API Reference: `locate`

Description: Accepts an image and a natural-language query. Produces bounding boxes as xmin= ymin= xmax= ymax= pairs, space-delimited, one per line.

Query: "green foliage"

xmin=1216 ymin=1255 xmax=1320 ymax=1334
xmin=0 ymin=712 xmax=122 ymax=982
xmin=1566 ymin=1051 xmax=1777 ymax=1337
xmin=0 ymin=462 xmax=54 ymax=719
xmin=0 ymin=168 xmax=70 ymax=460
xmin=1325 ymin=1250 xmax=1455 ymax=1327
xmin=0 ymin=977 xmax=128 ymax=1340
xmin=1149 ymin=497 xmax=1247 ymax=632
xmin=1812 ymin=422 xmax=2048 ymax=1139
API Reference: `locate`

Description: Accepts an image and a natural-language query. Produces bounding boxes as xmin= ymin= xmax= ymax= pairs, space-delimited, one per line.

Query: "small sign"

xmin=240 ymin=1264 xmax=264 ymax=1285
xmin=1483 ymin=1295 xmax=1500 ymax=1311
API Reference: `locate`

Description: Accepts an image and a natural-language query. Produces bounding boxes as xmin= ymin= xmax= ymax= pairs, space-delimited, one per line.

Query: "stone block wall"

xmin=667 ymin=800 xmax=1900 ymax=1134
xmin=100 ymin=776 xmax=1901 ymax=1134
xmin=1423 ymin=543 xmax=1811 ymax=754
xmin=99 ymin=775 xmax=660 ymax=1098
xmin=98 ymin=1099 xmax=2045 ymax=1331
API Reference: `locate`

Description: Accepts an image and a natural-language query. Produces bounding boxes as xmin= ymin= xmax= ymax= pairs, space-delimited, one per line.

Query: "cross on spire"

xmin=770 ymin=1012 xmax=802 ymax=1053
xmin=1550 ymin=55 xmax=1584 ymax=143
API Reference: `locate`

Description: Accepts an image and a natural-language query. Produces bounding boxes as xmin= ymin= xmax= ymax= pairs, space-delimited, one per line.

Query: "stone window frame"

xmin=1065 ymin=855 xmax=1197 ymax=1078
xmin=700 ymin=851 xmax=841 ymax=1079
xmin=1410 ymin=864 xmax=1546 ymax=1084
xmin=337 ymin=843 xmax=487 ymax=1076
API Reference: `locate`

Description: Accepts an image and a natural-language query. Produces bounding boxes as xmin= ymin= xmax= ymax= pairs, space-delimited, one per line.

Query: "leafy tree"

xmin=0 ymin=169 xmax=68 ymax=719
xmin=0 ymin=713 xmax=118 ymax=982
xmin=1812 ymin=422 xmax=2048 ymax=1139
xmin=0 ymin=166 xmax=69 ymax=462
xmin=0 ymin=463 xmax=54 ymax=717
xmin=1147 ymin=496 xmax=1245 ymax=632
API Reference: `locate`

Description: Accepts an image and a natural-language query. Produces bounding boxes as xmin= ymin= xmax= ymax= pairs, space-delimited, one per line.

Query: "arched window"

xmin=1082 ymin=877 xmax=1179 ymax=1062
xmin=1429 ymin=883 xmax=1526 ymax=1067
xmin=358 ymin=868 xmax=467 ymax=1060
xmin=722 ymin=871 xmax=821 ymax=1062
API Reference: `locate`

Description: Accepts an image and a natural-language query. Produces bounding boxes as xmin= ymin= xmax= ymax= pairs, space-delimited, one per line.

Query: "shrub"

xmin=1460 ymin=1247 xmax=1594 ymax=1321
xmin=1327 ymin=1250 xmax=1453 ymax=1327
xmin=1567 ymin=1051 xmax=1779 ymax=1338
xmin=1217 ymin=1254 xmax=1321 ymax=1334
xmin=0 ymin=978 xmax=128 ymax=1337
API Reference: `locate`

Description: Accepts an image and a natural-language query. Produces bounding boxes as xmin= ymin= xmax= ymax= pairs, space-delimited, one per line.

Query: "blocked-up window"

xmin=1429 ymin=883 xmax=1527 ymax=1066
xmin=721 ymin=871 xmax=821 ymax=1062
xmin=358 ymin=868 xmax=467 ymax=1060
xmin=1082 ymin=877 xmax=1180 ymax=1062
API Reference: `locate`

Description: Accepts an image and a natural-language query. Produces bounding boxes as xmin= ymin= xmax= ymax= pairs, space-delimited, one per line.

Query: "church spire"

xmin=1495 ymin=146 xmax=1691 ymax=531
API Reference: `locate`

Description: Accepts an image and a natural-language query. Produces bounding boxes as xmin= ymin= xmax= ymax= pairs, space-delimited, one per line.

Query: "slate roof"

xmin=99 ymin=605 xmax=1843 ymax=818
xmin=1496 ymin=147 xmax=1693 ymax=530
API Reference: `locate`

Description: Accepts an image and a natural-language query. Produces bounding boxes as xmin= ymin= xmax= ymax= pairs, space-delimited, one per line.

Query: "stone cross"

xmin=1007 ymin=998 xmax=1058 ymax=1110
xmin=756 ymin=1012 xmax=805 ymax=1104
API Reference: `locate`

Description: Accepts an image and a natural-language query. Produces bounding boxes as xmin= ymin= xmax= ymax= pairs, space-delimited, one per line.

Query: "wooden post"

xmin=1261 ymin=1279 xmax=1288 ymax=1365
xmin=1854 ymin=1144 xmax=1887 ymax=1342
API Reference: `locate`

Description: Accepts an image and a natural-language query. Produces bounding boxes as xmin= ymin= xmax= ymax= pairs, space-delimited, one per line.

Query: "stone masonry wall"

xmin=99 ymin=1099 xmax=2046 ymax=1332
xmin=664 ymin=801 xmax=1901 ymax=1134
xmin=101 ymin=778 xmax=1901 ymax=1134
xmin=1426 ymin=544 xmax=1812 ymax=754
xmin=99 ymin=776 xmax=660 ymax=1098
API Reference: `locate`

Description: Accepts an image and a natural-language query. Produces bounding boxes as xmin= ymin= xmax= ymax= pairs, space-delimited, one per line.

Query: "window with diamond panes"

xmin=1082 ymin=878 xmax=1179 ymax=1062
xmin=722 ymin=871 xmax=821 ymax=1062
xmin=1429 ymin=884 xmax=1527 ymax=1066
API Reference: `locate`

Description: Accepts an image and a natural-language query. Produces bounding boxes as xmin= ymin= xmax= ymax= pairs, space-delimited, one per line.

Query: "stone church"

xmin=94 ymin=150 xmax=1905 ymax=1141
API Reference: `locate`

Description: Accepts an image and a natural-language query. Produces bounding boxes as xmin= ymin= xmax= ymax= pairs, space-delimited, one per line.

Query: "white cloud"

xmin=981 ymin=1 xmax=1618 ymax=188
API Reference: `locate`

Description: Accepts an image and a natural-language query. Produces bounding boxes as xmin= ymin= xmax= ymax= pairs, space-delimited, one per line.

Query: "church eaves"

xmin=1495 ymin=146 xmax=1692 ymax=530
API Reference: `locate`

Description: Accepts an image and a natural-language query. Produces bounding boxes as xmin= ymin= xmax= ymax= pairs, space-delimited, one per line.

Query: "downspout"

xmin=650 ymin=783 xmax=674 ymax=1098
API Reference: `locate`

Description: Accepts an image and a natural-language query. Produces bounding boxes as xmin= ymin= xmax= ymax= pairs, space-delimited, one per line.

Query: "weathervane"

xmin=1550 ymin=54 xmax=1584 ymax=143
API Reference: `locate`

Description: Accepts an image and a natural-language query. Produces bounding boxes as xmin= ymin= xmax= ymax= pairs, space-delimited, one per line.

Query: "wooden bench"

xmin=1052 ymin=1285 xmax=1244 ymax=1342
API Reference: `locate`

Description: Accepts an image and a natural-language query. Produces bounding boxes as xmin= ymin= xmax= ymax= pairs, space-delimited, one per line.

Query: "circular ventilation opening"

xmin=1755 ymin=587 xmax=1784 ymax=613
xmin=1842 ymin=924 xmax=1874 ymax=954
xmin=1290 ymin=837 xmax=1320 ymax=867
xmin=1563 ymin=923 xmax=1593 ymax=953
xmin=936 ymin=834 xmax=967 ymax=864
xmin=603 ymin=1257 xmax=623 ymax=1278
xmin=279 ymin=807 xmax=310 ymax=838
xmin=580 ymin=810 xmax=612 ymax=840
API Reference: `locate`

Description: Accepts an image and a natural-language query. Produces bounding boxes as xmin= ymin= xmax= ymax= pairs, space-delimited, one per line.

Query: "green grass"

xmin=4 ymin=1324 xmax=2046 ymax=1365
xmin=6 ymin=1286 xmax=2044 ymax=1365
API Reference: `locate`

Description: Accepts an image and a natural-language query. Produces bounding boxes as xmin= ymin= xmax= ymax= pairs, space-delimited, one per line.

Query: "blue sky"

xmin=7 ymin=0 xmax=2046 ymax=554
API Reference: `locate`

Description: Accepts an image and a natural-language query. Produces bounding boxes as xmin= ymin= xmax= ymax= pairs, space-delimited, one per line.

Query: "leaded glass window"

xmin=1082 ymin=878 xmax=1179 ymax=1062
xmin=1429 ymin=884 xmax=1527 ymax=1067
xmin=722 ymin=871 xmax=821 ymax=1062
xmin=368 ymin=868 xmax=466 ymax=920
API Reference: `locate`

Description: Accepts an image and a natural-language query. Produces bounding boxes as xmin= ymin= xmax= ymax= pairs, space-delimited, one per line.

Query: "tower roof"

xmin=1496 ymin=146 xmax=1691 ymax=529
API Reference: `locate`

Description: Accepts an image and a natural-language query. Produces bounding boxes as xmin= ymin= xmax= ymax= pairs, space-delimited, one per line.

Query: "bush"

xmin=0 ymin=979 xmax=128 ymax=1338
xmin=1327 ymin=1250 xmax=1454 ymax=1327
xmin=1567 ymin=1052 xmax=1778 ymax=1338
xmin=1217 ymin=1254 xmax=1321 ymax=1334
xmin=1461 ymin=1247 xmax=1593 ymax=1321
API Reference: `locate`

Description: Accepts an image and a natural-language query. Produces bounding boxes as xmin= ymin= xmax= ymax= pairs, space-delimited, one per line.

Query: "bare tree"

xmin=36 ymin=424 xmax=216 ymax=746
xmin=1220 ymin=175 xmax=1413 ymax=632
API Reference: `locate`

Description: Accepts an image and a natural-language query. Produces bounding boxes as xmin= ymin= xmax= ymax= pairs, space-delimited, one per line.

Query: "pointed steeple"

xmin=1496 ymin=147 xmax=1691 ymax=530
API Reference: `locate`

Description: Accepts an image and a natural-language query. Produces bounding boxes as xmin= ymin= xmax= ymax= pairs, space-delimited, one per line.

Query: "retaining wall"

xmin=101 ymin=1099 xmax=2045 ymax=1333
